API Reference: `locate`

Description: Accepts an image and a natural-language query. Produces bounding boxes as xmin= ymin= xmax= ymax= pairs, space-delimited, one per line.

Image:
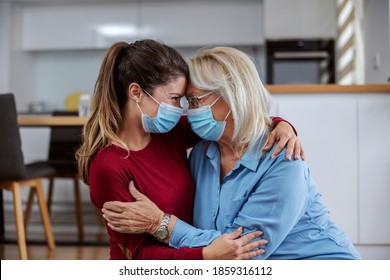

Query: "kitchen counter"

xmin=266 ymin=84 xmax=390 ymax=94
xmin=266 ymin=87 xmax=390 ymax=255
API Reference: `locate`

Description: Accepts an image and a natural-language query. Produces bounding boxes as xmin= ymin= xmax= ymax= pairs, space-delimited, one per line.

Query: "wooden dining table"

xmin=17 ymin=115 xmax=88 ymax=127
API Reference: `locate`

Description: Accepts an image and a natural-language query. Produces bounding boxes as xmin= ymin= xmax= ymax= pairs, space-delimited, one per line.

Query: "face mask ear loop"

xmin=210 ymin=94 xmax=223 ymax=107
xmin=224 ymin=109 xmax=231 ymax=121
xmin=143 ymin=89 xmax=161 ymax=105
xmin=136 ymin=101 xmax=144 ymax=114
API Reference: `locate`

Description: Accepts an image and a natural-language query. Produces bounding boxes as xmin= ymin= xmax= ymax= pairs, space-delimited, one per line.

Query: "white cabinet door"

xmin=22 ymin=1 xmax=263 ymax=51
xmin=22 ymin=3 xmax=139 ymax=51
xmin=272 ymin=94 xmax=359 ymax=243
xmin=264 ymin=0 xmax=337 ymax=39
xmin=358 ymin=95 xmax=390 ymax=244
xmin=139 ymin=1 xmax=263 ymax=47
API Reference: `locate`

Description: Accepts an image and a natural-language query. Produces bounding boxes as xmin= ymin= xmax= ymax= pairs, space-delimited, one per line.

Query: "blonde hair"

xmin=188 ymin=46 xmax=272 ymax=154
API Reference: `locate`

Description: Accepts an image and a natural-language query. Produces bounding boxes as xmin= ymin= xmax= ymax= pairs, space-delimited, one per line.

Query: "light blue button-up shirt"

xmin=169 ymin=138 xmax=362 ymax=259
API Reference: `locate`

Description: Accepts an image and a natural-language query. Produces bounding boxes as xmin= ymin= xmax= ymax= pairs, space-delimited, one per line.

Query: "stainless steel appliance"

xmin=266 ymin=39 xmax=335 ymax=84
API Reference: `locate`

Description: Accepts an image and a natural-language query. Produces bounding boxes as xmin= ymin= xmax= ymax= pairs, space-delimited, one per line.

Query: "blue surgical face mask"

xmin=187 ymin=95 xmax=231 ymax=141
xmin=137 ymin=90 xmax=184 ymax=133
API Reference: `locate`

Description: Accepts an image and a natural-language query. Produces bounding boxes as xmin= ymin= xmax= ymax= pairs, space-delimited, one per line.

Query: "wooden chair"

xmin=0 ymin=93 xmax=56 ymax=259
xmin=26 ymin=110 xmax=85 ymax=241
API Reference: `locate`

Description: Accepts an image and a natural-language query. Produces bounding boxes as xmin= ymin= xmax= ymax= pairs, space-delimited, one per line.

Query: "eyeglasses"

xmin=187 ymin=91 xmax=217 ymax=108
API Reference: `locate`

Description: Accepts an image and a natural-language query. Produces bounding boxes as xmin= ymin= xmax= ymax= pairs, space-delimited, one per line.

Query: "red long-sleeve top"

xmin=89 ymin=116 xmax=288 ymax=260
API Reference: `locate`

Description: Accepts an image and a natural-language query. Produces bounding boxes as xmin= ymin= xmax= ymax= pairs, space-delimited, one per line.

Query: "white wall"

xmin=0 ymin=2 xmax=11 ymax=93
xmin=32 ymin=50 xmax=104 ymax=110
xmin=29 ymin=46 xmax=264 ymax=111
xmin=8 ymin=3 xmax=36 ymax=112
xmin=0 ymin=2 xmax=35 ymax=110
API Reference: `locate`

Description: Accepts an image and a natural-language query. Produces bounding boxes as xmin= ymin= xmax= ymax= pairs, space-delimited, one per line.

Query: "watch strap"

xmin=156 ymin=213 xmax=171 ymax=241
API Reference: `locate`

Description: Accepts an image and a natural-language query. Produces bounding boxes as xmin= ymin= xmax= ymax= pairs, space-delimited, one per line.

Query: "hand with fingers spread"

xmin=203 ymin=227 xmax=267 ymax=260
xmin=102 ymin=181 xmax=164 ymax=235
xmin=262 ymin=121 xmax=305 ymax=160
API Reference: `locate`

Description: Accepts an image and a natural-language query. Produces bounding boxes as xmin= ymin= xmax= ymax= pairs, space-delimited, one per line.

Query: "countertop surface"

xmin=266 ymin=84 xmax=390 ymax=93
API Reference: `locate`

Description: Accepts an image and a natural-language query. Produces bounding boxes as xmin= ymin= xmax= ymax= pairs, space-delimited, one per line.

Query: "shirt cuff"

xmin=169 ymin=219 xmax=196 ymax=248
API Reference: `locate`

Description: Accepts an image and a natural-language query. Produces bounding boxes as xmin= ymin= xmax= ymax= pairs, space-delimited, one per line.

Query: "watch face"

xmin=156 ymin=228 xmax=168 ymax=240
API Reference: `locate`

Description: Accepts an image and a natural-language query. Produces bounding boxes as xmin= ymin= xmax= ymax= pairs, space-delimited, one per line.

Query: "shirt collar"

xmin=241 ymin=133 xmax=269 ymax=171
xmin=239 ymin=149 xmax=261 ymax=171
xmin=205 ymin=133 xmax=268 ymax=173
xmin=205 ymin=142 xmax=219 ymax=161
xmin=205 ymin=142 xmax=220 ymax=173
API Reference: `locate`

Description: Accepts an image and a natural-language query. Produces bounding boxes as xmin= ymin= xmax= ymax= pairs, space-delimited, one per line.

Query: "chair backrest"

xmin=0 ymin=93 xmax=26 ymax=180
xmin=48 ymin=111 xmax=82 ymax=165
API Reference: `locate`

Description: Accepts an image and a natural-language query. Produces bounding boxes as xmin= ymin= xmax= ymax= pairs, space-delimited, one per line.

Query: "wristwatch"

xmin=155 ymin=213 xmax=171 ymax=241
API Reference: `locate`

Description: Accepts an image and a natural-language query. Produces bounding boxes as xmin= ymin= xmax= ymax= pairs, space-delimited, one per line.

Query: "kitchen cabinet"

xmin=22 ymin=0 xmax=263 ymax=51
xmin=139 ymin=1 xmax=263 ymax=46
xmin=270 ymin=90 xmax=390 ymax=246
xmin=358 ymin=96 xmax=390 ymax=244
xmin=271 ymin=94 xmax=359 ymax=243
xmin=264 ymin=0 xmax=337 ymax=39
xmin=22 ymin=3 xmax=139 ymax=51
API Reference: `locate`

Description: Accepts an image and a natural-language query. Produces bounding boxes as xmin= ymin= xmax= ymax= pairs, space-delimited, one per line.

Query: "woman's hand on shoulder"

xmin=202 ymin=227 xmax=267 ymax=260
xmin=263 ymin=121 xmax=305 ymax=160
